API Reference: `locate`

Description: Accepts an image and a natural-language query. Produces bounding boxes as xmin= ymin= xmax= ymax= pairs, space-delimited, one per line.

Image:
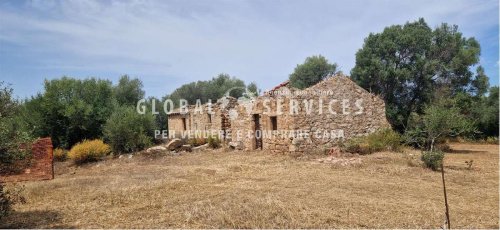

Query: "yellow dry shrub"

xmin=68 ymin=139 xmax=111 ymax=164
xmin=53 ymin=148 xmax=67 ymax=161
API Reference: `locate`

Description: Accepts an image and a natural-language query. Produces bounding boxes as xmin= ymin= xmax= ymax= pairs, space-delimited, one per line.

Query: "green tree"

xmin=113 ymin=75 xmax=145 ymax=106
xmin=103 ymin=106 xmax=155 ymax=154
xmin=0 ymin=82 xmax=33 ymax=170
xmin=23 ymin=77 xmax=115 ymax=148
xmin=475 ymin=86 xmax=499 ymax=137
xmin=166 ymin=73 xmax=247 ymax=107
xmin=247 ymin=82 xmax=259 ymax=97
xmin=351 ymin=18 xmax=485 ymax=132
xmin=289 ymin=55 xmax=337 ymax=89
xmin=145 ymin=96 xmax=168 ymax=131
xmin=405 ymin=100 xmax=475 ymax=151
xmin=471 ymin=66 xmax=489 ymax=97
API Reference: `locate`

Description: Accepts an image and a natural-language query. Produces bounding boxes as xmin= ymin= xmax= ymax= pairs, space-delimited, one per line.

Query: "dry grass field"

xmin=1 ymin=143 xmax=498 ymax=228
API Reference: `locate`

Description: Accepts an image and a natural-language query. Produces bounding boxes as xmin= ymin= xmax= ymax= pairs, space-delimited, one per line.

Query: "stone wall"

xmin=166 ymin=75 xmax=390 ymax=154
xmin=1 ymin=138 xmax=54 ymax=183
xmin=167 ymin=97 xmax=238 ymax=139
xmin=229 ymin=96 xmax=296 ymax=153
xmin=167 ymin=113 xmax=189 ymax=138
xmin=189 ymin=103 xmax=223 ymax=137
xmin=228 ymin=75 xmax=390 ymax=153
xmin=290 ymin=76 xmax=390 ymax=154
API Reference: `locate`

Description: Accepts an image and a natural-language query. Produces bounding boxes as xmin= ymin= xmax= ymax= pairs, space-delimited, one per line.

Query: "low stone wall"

xmin=1 ymin=138 xmax=54 ymax=183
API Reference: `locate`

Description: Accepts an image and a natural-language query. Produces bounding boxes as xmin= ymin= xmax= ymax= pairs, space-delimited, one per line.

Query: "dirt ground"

xmin=1 ymin=143 xmax=498 ymax=228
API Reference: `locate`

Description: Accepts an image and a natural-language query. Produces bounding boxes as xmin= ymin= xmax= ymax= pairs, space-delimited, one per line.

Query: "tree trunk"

xmin=430 ymin=138 xmax=435 ymax=152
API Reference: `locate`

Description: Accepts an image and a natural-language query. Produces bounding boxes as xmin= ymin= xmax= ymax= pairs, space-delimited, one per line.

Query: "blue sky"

xmin=0 ymin=0 xmax=498 ymax=99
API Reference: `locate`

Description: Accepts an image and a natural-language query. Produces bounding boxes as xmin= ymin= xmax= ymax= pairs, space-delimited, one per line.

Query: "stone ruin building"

xmin=167 ymin=74 xmax=390 ymax=154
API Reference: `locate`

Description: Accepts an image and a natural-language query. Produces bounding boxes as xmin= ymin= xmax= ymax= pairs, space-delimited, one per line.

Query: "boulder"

xmin=229 ymin=141 xmax=243 ymax=150
xmin=166 ymin=138 xmax=183 ymax=150
xmin=146 ymin=146 xmax=167 ymax=153
xmin=192 ymin=143 xmax=209 ymax=152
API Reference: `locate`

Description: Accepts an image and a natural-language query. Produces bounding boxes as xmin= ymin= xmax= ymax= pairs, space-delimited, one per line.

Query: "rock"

xmin=229 ymin=141 xmax=243 ymax=150
xmin=178 ymin=144 xmax=192 ymax=152
xmin=166 ymin=138 xmax=183 ymax=150
xmin=146 ymin=146 xmax=167 ymax=153
xmin=192 ymin=143 xmax=209 ymax=152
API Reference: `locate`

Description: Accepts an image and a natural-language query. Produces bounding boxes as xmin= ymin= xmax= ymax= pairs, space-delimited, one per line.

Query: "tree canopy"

xmin=165 ymin=73 xmax=252 ymax=107
xmin=114 ymin=75 xmax=145 ymax=106
xmin=351 ymin=18 xmax=486 ymax=132
xmin=21 ymin=77 xmax=116 ymax=148
xmin=0 ymin=82 xmax=33 ymax=167
xmin=289 ymin=55 xmax=337 ymax=89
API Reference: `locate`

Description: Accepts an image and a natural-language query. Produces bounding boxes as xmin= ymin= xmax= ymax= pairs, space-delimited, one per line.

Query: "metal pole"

xmin=441 ymin=161 xmax=450 ymax=229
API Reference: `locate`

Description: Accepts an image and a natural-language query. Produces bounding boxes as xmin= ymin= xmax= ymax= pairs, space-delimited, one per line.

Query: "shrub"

xmin=207 ymin=135 xmax=221 ymax=149
xmin=103 ymin=106 xmax=155 ymax=154
xmin=485 ymin=136 xmax=499 ymax=145
xmin=0 ymin=122 xmax=33 ymax=174
xmin=342 ymin=138 xmax=370 ymax=154
xmin=0 ymin=184 xmax=10 ymax=220
xmin=368 ymin=128 xmax=402 ymax=151
xmin=0 ymin=184 xmax=25 ymax=221
xmin=68 ymin=139 xmax=111 ymax=164
xmin=342 ymin=128 xmax=402 ymax=154
xmin=0 ymin=83 xmax=34 ymax=173
xmin=53 ymin=148 xmax=67 ymax=161
xmin=421 ymin=151 xmax=444 ymax=171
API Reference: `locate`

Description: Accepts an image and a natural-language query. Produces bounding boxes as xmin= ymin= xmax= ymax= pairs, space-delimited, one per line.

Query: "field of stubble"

xmin=1 ymin=143 xmax=498 ymax=228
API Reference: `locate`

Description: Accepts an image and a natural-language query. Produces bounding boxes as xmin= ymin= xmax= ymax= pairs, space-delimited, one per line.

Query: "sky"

xmin=0 ymin=0 xmax=498 ymax=99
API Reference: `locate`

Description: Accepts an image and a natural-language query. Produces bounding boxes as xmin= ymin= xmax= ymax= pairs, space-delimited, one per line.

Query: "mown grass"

xmin=1 ymin=143 xmax=498 ymax=228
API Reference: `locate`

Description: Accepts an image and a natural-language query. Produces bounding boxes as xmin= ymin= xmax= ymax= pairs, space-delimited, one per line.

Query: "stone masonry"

xmin=167 ymin=74 xmax=390 ymax=154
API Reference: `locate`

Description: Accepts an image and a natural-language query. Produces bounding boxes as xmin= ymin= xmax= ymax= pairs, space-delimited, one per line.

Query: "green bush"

xmin=68 ymin=139 xmax=111 ymax=164
xmin=342 ymin=128 xmax=402 ymax=154
xmin=103 ymin=106 xmax=155 ymax=154
xmin=342 ymin=138 xmax=370 ymax=154
xmin=404 ymin=103 xmax=475 ymax=151
xmin=421 ymin=151 xmax=444 ymax=171
xmin=207 ymin=135 xmax=221 ymax=149
xmin=0 ymin=82 xmax=34 ymax=174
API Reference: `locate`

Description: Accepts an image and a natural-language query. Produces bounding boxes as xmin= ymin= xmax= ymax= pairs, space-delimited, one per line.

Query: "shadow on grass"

xmin=445 ymin=149 xmax=488 ymax=154
xmin=0 ymin=210 xmax=75 ymax=228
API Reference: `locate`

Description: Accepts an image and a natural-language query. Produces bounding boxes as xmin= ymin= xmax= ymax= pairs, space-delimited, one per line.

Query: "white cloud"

xmin=0 ymin=0 xmax=498 ymax=97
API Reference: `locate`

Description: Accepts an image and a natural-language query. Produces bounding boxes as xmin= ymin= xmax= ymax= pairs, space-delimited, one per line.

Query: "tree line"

xmin=0 ymin=73 xmax=259 ymax=162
